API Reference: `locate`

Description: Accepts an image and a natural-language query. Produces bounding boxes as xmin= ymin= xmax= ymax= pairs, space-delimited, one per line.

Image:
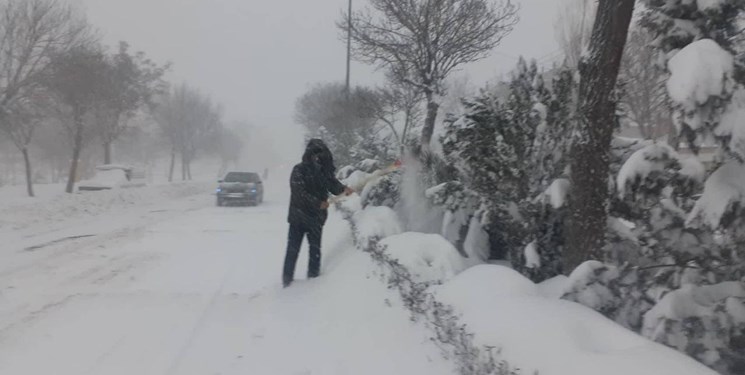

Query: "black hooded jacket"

xmin=287 ymin=139 xmax=345 ymax=226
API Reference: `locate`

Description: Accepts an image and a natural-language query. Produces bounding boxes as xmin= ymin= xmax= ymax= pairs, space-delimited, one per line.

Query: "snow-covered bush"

xmin=336 ymin=157 xmax=405 ymax=210
xmin=380 ymin=232 xmax=468 ymax=284
xmin=562 ymin=3 xmax=745 ymax=373
xmin=440 ymin=59 xmax=575 ymax=281
xmin=576 ymin=135 xmax=745 ymax=374
xmin=360 ymin=169 xmax=402 ymax=209
xmin=642 ymin=282 xmax=745 ymax=373
xmin=687 ymin=160 xmax=745 ymax=231
xmin=562 ymin=261 xmax=622 ymax=315
xmin=562 ymin=261 xmax=652 ymax=332
xmin=355 ymin=158 xmax=380 ymax=173
xmin=438 ymin=264 xmax=717 ymax=375
xmin=597 ymin=128 xmax=745 ymax=374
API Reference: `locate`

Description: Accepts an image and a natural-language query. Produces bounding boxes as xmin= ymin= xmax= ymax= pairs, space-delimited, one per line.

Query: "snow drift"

xmin=435 ymin=265 xmax=718 ymax=375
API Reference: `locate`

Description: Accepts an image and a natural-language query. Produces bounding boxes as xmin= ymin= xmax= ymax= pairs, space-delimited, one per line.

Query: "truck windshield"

xmin=224 ymin=172 xmax=260 ymax=183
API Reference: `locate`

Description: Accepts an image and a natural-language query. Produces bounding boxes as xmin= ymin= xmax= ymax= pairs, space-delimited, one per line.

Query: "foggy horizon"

xmin=74 ymin=0 xmax=560 ymax=130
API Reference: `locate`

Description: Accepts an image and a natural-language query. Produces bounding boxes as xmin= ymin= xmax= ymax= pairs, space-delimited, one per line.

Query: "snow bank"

xmin=435 ymin=264 xmax=717 ymax=375
xmin=352 ymin=206 xmax=403 ymax=245
xmin=687 ymin=161 xmax=745 ymax=228
xmin=0 ymin=182 xmax=209 ymax=233
xmin=538 ymin=275 xmax=570 ymax=298
xmin=441 ymin=265 xmax=539 ymax=298
xmin=336 ymin=194 xmax=363 ymax=214
xmin=380 ymin=232 xmax=467 ymax=283
xmin=667 ymin=39 xmax=734 ymax=120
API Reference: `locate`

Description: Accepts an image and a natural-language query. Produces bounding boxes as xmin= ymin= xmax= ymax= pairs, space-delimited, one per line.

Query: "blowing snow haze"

xmin=2 ymin=0 xmax=736 ymax=374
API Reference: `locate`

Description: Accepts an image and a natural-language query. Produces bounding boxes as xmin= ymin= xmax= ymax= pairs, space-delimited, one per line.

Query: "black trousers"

xmin=283 ymin=222 xmax=323 ymax=284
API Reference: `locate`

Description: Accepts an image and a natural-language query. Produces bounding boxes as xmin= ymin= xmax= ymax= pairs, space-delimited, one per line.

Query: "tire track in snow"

xmin=0 ymin=199 xmax=205 ymax=282
xmin=163 ymin=258 xmax=241 ymax=375
xmin=0 ymin=293 xmax=81 ymax=342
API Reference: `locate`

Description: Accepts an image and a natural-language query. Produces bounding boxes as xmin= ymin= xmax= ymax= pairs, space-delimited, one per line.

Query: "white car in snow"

xmin=78 ymin=165 xmax=146 ymax=191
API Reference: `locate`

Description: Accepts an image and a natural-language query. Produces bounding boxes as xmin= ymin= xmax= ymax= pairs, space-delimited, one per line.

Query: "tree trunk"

xmin=187 ymin=160 xmax=192 ymax=180
xmin=168 ymin=149 xmax=176 ymax=182
xmin=181 ymin=153 xmax=187 ymax=181
xmin=65 ymin=135 xmax=82 ymax=194
xmin=564 ymin=0 xmax=635 ymax=273
xmin=664 ymin=112 xmax=679 ymax=150
xmin=22 ymin=147 xmax=34 ymax=197
xmin=103 ymin=141 xmax=112 ymax=165
xmin=420 ymin=89 xmax=439 ymax=151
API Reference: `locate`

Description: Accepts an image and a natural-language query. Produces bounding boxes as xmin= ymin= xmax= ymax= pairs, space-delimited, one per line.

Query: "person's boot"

xmin=282 ymin=276 xmax=293 ymax=288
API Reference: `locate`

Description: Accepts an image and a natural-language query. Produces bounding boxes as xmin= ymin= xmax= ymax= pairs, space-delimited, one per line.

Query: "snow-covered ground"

xmin=0 ymin=171 xmax=718 ymax=374
xmin=0 ymin=178 xmax=450 ymax=375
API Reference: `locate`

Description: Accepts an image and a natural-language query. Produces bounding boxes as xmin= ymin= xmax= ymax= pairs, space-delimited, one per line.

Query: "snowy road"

xmin=0 ymin=184 xmax=451 ymax=375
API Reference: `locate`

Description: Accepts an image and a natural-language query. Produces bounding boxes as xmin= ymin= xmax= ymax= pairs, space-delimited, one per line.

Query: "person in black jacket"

xmin=283 ymin=139 xmax=352 ymax=287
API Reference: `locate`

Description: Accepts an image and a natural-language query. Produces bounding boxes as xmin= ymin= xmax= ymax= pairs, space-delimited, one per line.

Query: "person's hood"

xmin=302 ymin=138 xmax=329 ymax=164
xmin=301 ymin=138 xmax=337 ymax=174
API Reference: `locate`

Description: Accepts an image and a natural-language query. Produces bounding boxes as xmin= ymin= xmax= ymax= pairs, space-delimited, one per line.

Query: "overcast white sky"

xmin=75 ymin=0 xmax=560 ymax=131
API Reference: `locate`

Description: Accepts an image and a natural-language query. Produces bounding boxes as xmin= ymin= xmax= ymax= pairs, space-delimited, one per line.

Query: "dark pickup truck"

xmin=216 ymin=172 xmax=264 ymax=206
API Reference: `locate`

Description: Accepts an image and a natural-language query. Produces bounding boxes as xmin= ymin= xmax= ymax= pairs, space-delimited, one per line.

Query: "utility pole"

xmin=345 ymin=0 xmax=352 ymax=96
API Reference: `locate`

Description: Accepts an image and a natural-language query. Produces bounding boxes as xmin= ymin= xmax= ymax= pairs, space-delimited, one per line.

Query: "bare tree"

xmin=0 ymin=0 xmax=90 ymax=196
xmin=618 ymin=28 xmax=672 ymax=141
xmin=44 ymin=44 xmax=108 ymax=193
xmin=564 ymin=0 xmax=635 ymax=272
xmin=0 ymin=98 xmax=44 ymax=195
xmin=372 ymin=80 xmax=423 ymax=154
xmin=95 ymin=42 xmax=168 ymax=164
xmin=154 ymin=84 xmax=222 ymax=181
xmin=345 ymin=0 xmax=518 ymax=149
xmin=554 ymin=0 xmax=596 ymax=69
